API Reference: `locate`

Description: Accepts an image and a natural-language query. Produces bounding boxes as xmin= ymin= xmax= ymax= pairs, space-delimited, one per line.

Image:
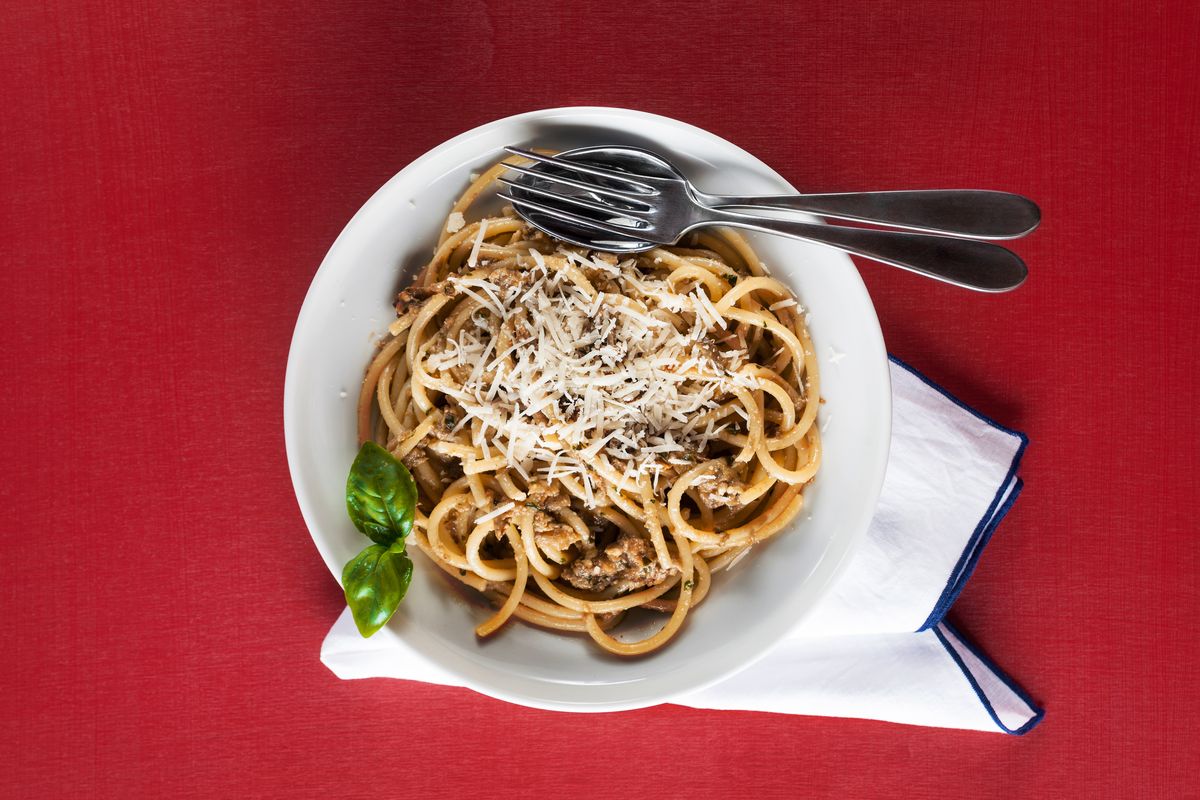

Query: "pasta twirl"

xmin=357 ymin=160 xmax=821 ymax=655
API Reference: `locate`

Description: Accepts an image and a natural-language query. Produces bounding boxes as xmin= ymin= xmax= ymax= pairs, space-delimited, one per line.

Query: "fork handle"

xmin=701 ymin=209 xmax=1027 ymax=292
xmin=696 ymin=189 xmax=1040 ymax=240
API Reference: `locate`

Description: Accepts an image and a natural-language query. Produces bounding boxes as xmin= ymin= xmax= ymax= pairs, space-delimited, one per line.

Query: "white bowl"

xmin=285 ymin=107 xmax=890 ymax=711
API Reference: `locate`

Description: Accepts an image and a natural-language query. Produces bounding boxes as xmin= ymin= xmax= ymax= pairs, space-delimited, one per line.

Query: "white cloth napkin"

xmin=321 ymin=358 xmax=1043 ymax=734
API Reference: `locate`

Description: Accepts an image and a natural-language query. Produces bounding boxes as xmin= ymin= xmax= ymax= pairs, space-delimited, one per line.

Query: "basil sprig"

xmin=342 ymin=442 xmax=418 ymax=637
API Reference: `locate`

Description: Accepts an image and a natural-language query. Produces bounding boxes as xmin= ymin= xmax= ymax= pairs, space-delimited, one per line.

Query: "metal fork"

xmin=499 ymin=146 xmax=1032 ymax=292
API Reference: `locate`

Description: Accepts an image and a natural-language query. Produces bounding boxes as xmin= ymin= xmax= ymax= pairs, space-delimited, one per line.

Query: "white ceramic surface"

xmin=284 ymin=107 xmax=891 ymax=711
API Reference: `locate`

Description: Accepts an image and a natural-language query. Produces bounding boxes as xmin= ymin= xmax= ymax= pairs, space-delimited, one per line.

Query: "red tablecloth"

xmin=4 ymin=1 xmax=1196 ymax=796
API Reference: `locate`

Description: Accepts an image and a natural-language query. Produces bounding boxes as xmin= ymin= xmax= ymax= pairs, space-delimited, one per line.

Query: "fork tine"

xmin=504 ymin=146 xmax=659 ymax=194
xmin=501 ymin=162 xmax=653 ymax=206
xmin=499 ymin=193 xmax=660 ymax=241
xmin=498 ymin=176 xmax=651 ymax=217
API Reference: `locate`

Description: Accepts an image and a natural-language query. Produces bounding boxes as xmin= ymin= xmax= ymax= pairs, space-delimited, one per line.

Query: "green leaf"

xmin=346 ymin=441 xmax=417 ymax=546
xmin=342 ymin=542 xmax=413 ymax=637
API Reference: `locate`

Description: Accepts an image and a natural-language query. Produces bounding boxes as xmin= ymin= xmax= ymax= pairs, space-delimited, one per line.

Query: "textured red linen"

xmin=2 ymin=1 xmax=1197 ymax=797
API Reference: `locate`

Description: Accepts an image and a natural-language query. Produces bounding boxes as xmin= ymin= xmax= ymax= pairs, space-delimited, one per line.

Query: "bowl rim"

xmin=284 ymin=105 xmax=891 ymax=711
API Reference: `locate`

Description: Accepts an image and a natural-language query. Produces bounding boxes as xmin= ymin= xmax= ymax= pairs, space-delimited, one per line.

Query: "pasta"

xmin=357 ymin=158 xmax=821 ymax=655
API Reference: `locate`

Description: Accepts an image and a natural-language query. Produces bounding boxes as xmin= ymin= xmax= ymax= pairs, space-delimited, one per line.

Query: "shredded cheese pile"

xmin=424 ymin=246 xmax=762 ymax=503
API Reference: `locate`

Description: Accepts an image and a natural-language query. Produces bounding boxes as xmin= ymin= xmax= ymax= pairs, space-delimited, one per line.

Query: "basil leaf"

xmin=342 ymin=542 xmax=413 ymax=637
xmin=346 ymin=441 xmax=417 ymax=546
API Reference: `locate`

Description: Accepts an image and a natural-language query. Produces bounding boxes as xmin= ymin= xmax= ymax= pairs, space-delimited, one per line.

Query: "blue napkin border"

xmin=885 ymin=356 xmax=1030 ymax=632
xmin=935 ymin=622 xmax=1046 ymax=735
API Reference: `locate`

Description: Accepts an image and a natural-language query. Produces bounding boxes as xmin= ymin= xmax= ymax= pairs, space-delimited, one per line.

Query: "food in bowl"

xmin=344 ymin=157 xmax=822 ymax=655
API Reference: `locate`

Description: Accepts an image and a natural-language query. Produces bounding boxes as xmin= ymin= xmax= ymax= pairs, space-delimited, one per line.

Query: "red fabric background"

xmin=3 ymin=1 xmax=1197 ymax=796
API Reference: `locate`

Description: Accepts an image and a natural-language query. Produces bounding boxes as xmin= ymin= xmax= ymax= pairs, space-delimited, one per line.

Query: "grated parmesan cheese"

xmin=475 ymin=501 xmax=515 ymax=524
xmin=428 ymin=246 xmax=786 ymax=505
xmin=467 ymin=219 xmax=488 ymax=267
